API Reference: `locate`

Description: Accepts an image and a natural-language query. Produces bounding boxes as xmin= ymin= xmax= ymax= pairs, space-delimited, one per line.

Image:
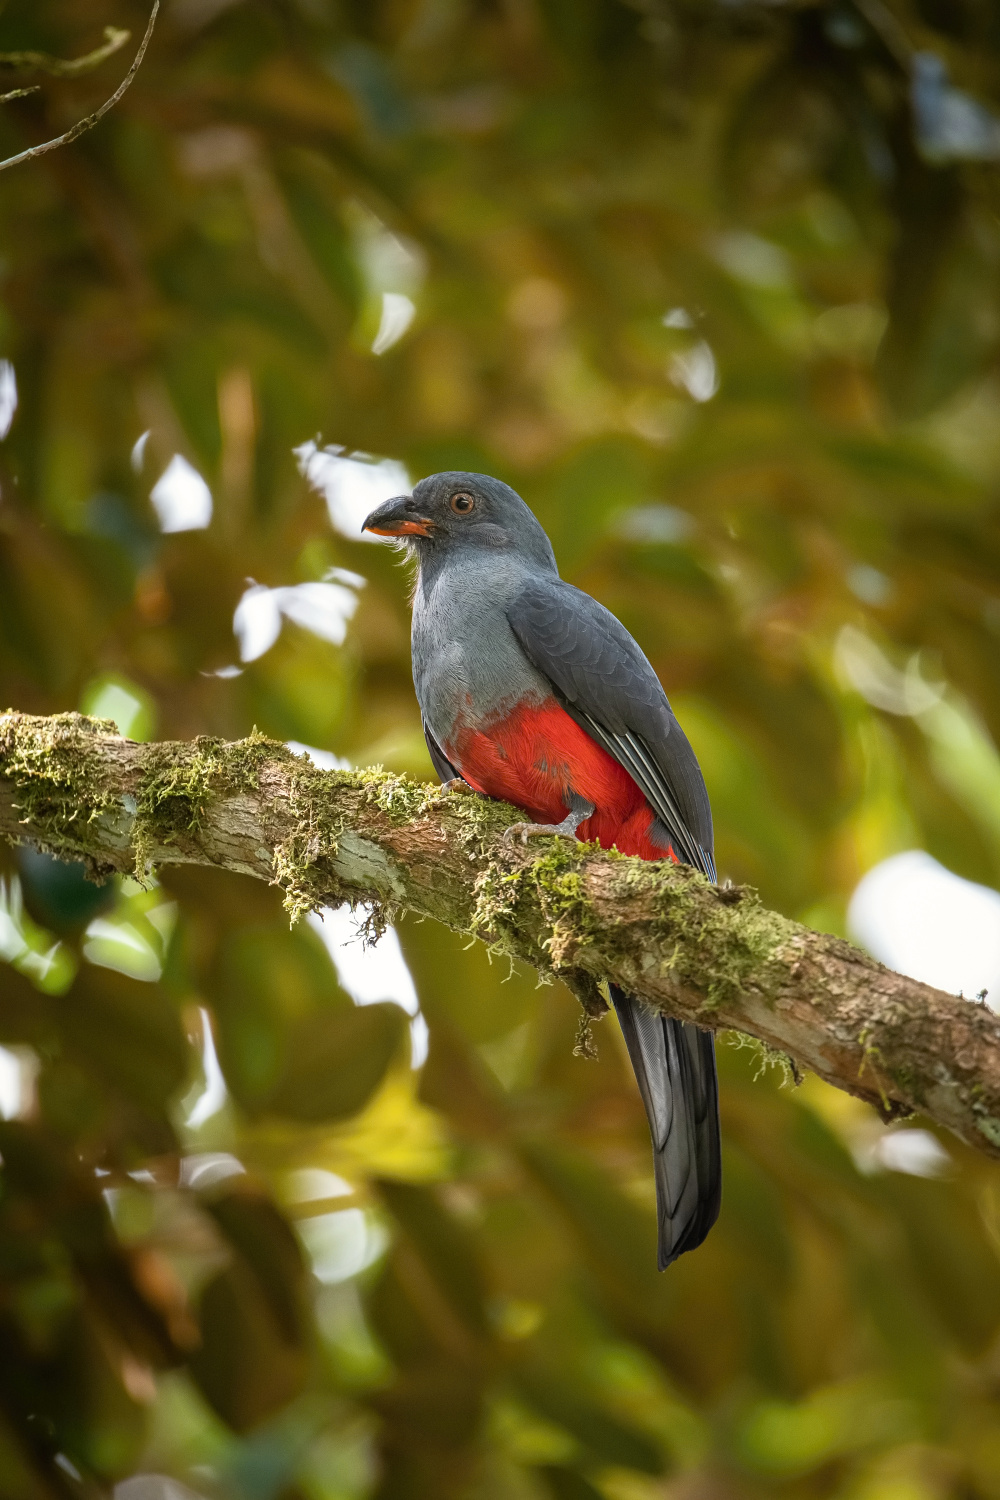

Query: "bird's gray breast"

xmin=411 ymin=555 xmax=549 ymax=746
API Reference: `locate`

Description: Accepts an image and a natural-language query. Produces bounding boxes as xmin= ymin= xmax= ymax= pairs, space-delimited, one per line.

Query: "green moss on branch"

xmin=0 ymin=711 xmax=122 ymax=871
xmin=132 ymin=728 xmax=277 ymax=875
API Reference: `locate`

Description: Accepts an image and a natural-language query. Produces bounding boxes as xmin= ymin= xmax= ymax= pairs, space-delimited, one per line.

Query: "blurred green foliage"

xmin=0 ymin=1 xmax=1000 ymax=1496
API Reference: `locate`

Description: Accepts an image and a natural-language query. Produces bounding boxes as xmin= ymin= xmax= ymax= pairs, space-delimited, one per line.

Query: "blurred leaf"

xmin=416 ymin=1013 xmax=508 ymax=1139
xmin=270 ymin=1005 xmax=407 ymax=1125
xmin=514 ymin=1369 xmax=664 ymax=1475
xmin=534 ymin=1464 xmax=609 ymax=1500
xmin=0 ymin=1122 xmax=180 ymax=1368
xmin=208 ymin=922 xmax=354 ymax=1110
xmin=56 ymin=965 xmax=186 ymax=1117
xmin=368 ymin=1362 xmax=484 ymax=1490
xmin=191 ymin=1189 xmax=310 ymax=1431
xmin=189 ymin=1261 xmax=308 ymax=1434
xmin=516 ymin=1137 xmax=671 ymax=1329
xmin=0 ymin=1407 xmax=55 ymax=1500
xmin=16 ymin=849 xmax=113 ymax=937
xmin=716 ymin=1141 xmax=794 ymax=1293
xmin=878 ymin=1173 xmax=1000 ymax=1354
xmin=376 ymin=1180 xmax=488 ymax=1340
xmin=0 ymin=1122 xmax=182 ymax=1491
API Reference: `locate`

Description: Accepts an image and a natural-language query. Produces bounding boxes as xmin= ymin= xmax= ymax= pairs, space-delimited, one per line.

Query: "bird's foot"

xmin=503 ymin=820 xmax=576 ymax=845
xmin=429 ymin=776 xmax=479 ymax=809
xmin=502 ymin=800 xmax=595 ymax=846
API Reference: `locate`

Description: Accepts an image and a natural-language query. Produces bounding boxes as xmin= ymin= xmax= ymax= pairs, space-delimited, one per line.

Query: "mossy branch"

xmin=2 ymin=710 xmax=1000 ymax=1158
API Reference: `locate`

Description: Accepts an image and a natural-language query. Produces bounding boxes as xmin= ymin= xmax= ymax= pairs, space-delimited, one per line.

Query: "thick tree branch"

xmin=2 ymin=711 xmax=999 ymax=1157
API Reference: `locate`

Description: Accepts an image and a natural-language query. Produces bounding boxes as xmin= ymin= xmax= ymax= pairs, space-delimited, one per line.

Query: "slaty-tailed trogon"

xmin=363 ymin=471 xmax=721 ymax=1267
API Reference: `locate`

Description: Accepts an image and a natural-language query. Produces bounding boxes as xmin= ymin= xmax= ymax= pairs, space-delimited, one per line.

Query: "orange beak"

xmin=362 ymin=496 xmax=434 ymax=539
xmin=364 ymin=517 xmax=434 ymax=538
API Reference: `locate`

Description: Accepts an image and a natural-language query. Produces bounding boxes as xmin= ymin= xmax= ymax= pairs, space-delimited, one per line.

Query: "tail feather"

xmin=611 ymin=986 xmax=721 ymax=1269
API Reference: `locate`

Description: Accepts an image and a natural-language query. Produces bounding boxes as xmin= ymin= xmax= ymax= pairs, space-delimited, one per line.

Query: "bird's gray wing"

xmin=506 ymin=575 xmax=715 ymax=879
xmin=423 ymin=720 xmax=461 ymax=784
xmin=507 ymin=574 xmax=721 ymax=1268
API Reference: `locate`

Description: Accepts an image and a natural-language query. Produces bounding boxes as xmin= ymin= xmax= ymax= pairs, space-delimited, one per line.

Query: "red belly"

xmin=446 ymin=697 xmax=674 ymax=863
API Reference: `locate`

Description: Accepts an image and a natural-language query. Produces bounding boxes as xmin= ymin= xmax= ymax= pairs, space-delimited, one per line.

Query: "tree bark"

xmin=2 ymin=710 xmax=999 ymax=1158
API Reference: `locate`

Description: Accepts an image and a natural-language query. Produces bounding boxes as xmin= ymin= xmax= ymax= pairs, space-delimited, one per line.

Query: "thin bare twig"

xmin=0 ymin=25 xmax=131 ymax=79
xmin=0 ymin=3 xmax=158 ymax=176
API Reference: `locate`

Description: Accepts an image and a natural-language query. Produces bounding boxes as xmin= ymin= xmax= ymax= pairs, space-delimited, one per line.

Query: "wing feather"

xmin=507 ymin=574 xmax=721 ymax=1268
xmin=423 ymin=720 xmax=460 ymax=784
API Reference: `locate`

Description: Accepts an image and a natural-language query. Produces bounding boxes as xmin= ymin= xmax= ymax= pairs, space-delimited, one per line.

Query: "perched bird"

xmin=364 ymin=472 xmax=720 ymax=1267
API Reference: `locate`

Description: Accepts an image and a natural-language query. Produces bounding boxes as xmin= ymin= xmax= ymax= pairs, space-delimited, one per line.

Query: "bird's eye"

xmin=450 ymin=492 xmax=475 ymax=515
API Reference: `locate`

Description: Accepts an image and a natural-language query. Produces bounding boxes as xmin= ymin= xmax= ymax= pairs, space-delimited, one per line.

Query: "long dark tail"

xmin=611 ymin=986 xmax=721 ymax=1269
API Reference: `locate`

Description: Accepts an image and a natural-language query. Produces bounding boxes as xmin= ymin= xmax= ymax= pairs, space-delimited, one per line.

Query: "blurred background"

xmin=1 ymin=1 xmax=1000 ymax=1496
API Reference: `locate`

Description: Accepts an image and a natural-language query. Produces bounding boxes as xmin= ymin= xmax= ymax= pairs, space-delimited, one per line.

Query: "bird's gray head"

xmin=362 ymin=471 xmax=557 ymax=573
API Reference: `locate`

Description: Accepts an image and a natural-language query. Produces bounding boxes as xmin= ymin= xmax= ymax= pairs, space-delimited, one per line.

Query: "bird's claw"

xmin=440 ymin=778 xmax=473 ymax=794
xmin=502 ymin=801 xmax=595 ymax=848
xmin=502 ymin=821 xmax=575 ymax=846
